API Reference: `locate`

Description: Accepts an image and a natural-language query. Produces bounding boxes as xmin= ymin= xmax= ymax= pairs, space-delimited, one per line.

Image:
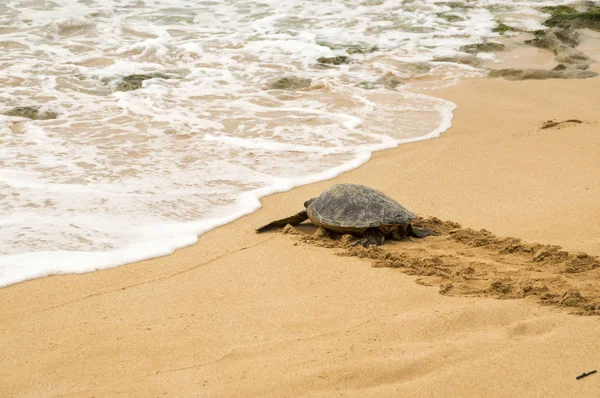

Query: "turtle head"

xmin=303 ymin=198 xmax=316 ymax=209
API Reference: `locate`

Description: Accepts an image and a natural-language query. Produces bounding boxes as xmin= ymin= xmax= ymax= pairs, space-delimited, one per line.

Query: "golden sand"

xmin=2 ymin=60 xmax=600 ymax=397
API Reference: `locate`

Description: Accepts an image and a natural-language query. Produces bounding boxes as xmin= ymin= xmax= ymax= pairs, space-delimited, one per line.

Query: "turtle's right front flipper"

xmin=256 ymin=210 xmax=309 ymax=233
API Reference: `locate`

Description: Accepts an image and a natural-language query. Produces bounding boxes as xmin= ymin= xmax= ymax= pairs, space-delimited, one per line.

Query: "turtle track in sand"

xmin=281 ymin=218 xmax=600 ymax=316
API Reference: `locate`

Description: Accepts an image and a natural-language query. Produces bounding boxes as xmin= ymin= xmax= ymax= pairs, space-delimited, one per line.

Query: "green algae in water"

xmin=434 ymin=1 xmax=472 ymax=9
xmin=541 ymin=3 xmax=600 ymax=29
xmin=438 ymin=13 xmax=464 ymax=22
xmin=544 ymin=11 xmax=600 ymax=28
xmin=492 ymin=22 xmax=513 ymax=34
xmin=541 ymin=5 xmax=577 ymax=15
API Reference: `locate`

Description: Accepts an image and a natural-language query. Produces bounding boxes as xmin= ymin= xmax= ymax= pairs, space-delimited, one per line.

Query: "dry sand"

xmin=2 ymin=57 xmax=600 ymax=396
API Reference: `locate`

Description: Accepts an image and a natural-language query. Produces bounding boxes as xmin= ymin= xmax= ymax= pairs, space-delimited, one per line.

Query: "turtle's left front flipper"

xmin=256 ymin=210 xmax=309 ymax=233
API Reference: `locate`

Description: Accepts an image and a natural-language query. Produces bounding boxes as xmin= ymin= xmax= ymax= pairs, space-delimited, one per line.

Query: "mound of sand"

xmin=282 ymin=217 xmax=600 ymax=315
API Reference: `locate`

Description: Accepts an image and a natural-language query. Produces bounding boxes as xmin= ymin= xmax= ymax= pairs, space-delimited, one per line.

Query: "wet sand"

xmin=2 ymin=61 xmax=600 ymax=396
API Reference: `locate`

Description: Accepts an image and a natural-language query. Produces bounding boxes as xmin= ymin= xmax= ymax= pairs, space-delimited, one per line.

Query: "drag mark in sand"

xmin=281 ymin=218 xmax=600 ymax=315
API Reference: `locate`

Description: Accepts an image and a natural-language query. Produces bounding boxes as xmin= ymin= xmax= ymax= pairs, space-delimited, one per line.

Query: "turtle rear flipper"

xmin=353 ymin=228 xmax=386 ymax=248
xmin=409 ymin=225 xmax=437 ymax=238
xmin=256 ymin=210 xmax=309 ymax=233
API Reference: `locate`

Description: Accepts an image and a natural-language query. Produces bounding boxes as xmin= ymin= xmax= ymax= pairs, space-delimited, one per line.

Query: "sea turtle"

xmin=256 ymin=183 xmax=435 ymax=247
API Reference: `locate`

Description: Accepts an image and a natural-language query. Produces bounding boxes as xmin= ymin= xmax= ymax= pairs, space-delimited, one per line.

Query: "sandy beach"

xmin=3 ymin=56 xmax=600 ymax=397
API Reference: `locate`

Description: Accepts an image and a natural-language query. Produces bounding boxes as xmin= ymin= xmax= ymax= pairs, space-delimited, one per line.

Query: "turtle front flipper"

xmin=256 ymin=210 xmax=309 ymax=233
xmin=353 ymin=228 xmax=386 ymax=248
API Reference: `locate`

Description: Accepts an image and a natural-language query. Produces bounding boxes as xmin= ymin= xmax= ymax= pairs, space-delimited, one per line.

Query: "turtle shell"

xmin=306 ymin=184 xmax=415 ymax=230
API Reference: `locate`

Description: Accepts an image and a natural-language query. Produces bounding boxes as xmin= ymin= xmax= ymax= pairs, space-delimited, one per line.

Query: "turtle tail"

xmin=256 ymin=210 xmax=309 ymax=233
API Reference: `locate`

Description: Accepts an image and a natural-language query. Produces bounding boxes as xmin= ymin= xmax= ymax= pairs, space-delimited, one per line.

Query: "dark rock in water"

xmin=357 ymin=72 xmax=407 ymax=90
xmin=438 ymin=13 xmax=464 ymax=23
xmin=527 ymin=27 xmax=592 ymax=69
xmin=345 ymin=44 xmax=378 ymax=54
xmin=543 ymin=8 xmax=600 ymax=30
xmin=443 ymin=1 xmax=473 ymax=9
xmin=556 ymin=50 xmax=593 ymax=68
xmin=433 ymin=56 xmax=482 ymax=67
xmin=116 ymin=73 xmax=171 ymax=92
xmin=519 ymin=22 xmax=597 ymax=78
xmin=357 ymin=81 xmax=377 ymax=90
xmin=316 ymin=42 xmax=377 ymax=55
xmin=269 ymin=76 xmax=312 ymax=90
xmin=375 ymin=72 xmax=407 ymax=88
xmin=316 ymin=56 xmax=351 ymax=65
xmin=3 ymin=106 xmax=58 ymax=120
xmin=529 ymin=27 xmax=580 ymax=48
xmin=460 ymin=42 xmax=505 ymax=54
xmin=541 ymin=5 xmax=578 ymax=16
xmin=488 ymin=68 xmax=598 ymax=80
xmin=402 ymin=62 xmax=433 ymax=74
xmin=492 ymin=22 xmax=514 ymax=34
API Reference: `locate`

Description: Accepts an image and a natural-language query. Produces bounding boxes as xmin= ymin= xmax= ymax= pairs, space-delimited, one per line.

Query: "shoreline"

xmin=0 ymin=93 xmax=455 ymax=289
xmin=3 ymin=55 xmax=600 ymax=396
xmin=3 ymin=24 xmax=596 ymax=289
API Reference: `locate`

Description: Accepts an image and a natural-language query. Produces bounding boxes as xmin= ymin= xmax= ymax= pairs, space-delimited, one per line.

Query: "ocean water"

xmin=0 ymin=0 xmax=568 ymax=286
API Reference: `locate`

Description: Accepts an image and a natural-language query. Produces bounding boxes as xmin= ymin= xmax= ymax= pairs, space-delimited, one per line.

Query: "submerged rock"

xmin=433 ymin=56 xmax=482 ymax=67
xmin=357 ymin=72 xmax=407 ymax=90
xmin=438 ymin=13 xmax=464 ymax=22
xmin=543 ymin=7 xmax=600 ymax=30
xmin=268 ymin=76 xmax=312 ymax=90
xmin=527 ymin=27 xmax=593 ymax=69
xmin=541 ymin=5 xmax=578 ymax=16
xmin=529 ymin=26 xmax=580 ymax=48
xmin=505 ymin=17 xmax=598 ymax=81
xmin=116 ymin=73 xmax=171 ymax=92
xmin=441 ymin=1 xmax=473 ymax=9
xmin=345 ymin=44 xmax=378 ymax=54
xmin=488 ymin=68 xmax=597 ymax=80
xmin=316 ymin=56 xmax=351 ymax=65
xmin=316 ymin=42 xmax=377 ymax=55
xmin=3 ymin=106 xmax=58 ymax=120
xmin=375 ymin=72 xmax=407 ymax=88
xmin=556 ymin=49 xmax=593 ymax=68
xmin=460 ymin=42 xmax=505 ymax=54
xmin=357 ymin=81 xmax=377 ymax=90
xmin=492 ymin=22 xmax=514 ymax=34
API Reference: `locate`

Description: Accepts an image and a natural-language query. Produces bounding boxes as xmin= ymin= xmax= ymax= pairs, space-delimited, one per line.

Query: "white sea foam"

xmin=0 ymin=0 xmax=573 ymax=287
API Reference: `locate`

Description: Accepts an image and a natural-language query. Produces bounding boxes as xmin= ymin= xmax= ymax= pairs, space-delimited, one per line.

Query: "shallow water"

xmin=0 ymin=0 xmax=569 ymax=286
